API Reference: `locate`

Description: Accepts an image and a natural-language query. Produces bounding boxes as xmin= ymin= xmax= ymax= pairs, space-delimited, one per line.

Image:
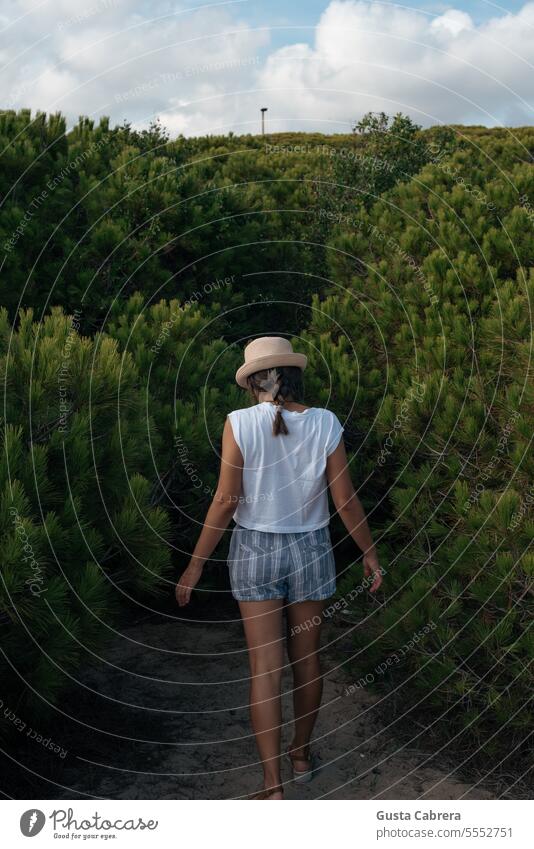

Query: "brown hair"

xmin=246 ymin=366 xmax=305 ymax=436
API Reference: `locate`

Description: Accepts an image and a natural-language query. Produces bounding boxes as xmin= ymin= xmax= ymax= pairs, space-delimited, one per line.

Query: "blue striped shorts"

xmin=228 ymin=523 xmax=336 ymax=602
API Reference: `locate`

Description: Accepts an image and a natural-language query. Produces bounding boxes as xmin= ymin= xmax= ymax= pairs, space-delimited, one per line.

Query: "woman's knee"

xmin=249 ymin=650 xmax=283 ymax=684
xmin=291 ymin=653 xmax=321 ymax=679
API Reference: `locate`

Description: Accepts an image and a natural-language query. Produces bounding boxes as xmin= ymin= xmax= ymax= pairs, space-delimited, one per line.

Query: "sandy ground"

xmin=44 ymin=604 xmax=497 ymax=801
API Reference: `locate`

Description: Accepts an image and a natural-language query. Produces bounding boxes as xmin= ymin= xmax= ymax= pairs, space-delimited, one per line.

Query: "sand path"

xmin=50 ymin=603 xmax=496 ymax=801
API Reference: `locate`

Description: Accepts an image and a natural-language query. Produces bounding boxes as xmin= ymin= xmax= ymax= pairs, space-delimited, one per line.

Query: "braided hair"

xmin=246 ymin=366 xmax=305 ymax=436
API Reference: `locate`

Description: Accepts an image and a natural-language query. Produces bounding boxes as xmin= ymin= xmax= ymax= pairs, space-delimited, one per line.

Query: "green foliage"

xmin=0 ymin=307 xmax=173 ymax=716
xmin=303 ymin=121 xmax=534 ymax=755
xmin=338 ymin=111 xmax=456 ymax=209
xmin=1 ymin=109 xmax=533 ymax=765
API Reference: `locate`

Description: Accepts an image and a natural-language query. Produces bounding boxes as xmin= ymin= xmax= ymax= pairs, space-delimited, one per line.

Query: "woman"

xmin=176 ymin=336 xmax=382 ymax=800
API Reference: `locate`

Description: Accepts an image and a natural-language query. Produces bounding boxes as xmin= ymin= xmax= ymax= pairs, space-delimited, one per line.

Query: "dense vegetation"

xmin=1 ymin=109 xmax=532 ymax=775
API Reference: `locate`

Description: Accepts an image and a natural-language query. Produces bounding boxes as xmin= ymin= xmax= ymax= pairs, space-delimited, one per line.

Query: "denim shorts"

xmin=228 ymin=523 xmax=336 ymax=602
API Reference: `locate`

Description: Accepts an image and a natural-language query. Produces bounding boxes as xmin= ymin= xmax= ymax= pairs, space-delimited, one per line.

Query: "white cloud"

xmin=1 ymin=0 xmax=269 ymax=131
xmin=2 ymin=1 xmax=534 ymax=134
xmin=256 ymin=1 xmax=534 ymax=130
xmin=430 ymin=10 xmax=473 ymax=39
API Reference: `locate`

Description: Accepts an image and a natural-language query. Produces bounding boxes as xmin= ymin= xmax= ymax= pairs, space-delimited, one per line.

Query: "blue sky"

xmin=2 ymin=1 xmax=533 ymax=134
xmin=225 ymin=0 xmax=528 ymax=44
xmin=246 ymin=0 xmax=525 ymax=29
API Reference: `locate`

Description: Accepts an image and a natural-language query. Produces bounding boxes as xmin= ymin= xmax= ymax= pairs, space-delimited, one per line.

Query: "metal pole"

xmin=261 ymin=107 xmax=267 ymax=135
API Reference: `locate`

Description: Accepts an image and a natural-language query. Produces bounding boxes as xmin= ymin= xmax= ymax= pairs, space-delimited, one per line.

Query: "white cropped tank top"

xmin=227 ymin=402 xmax=344 ymax=533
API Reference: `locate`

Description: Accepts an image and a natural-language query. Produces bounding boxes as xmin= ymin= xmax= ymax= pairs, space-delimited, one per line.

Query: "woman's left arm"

xmin=175 ymin=417 xmax=243 ymax=607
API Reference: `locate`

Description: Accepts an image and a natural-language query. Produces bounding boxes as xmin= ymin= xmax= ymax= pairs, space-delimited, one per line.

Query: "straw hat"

xmin=235 ymin=336 xmax=307 ymax=388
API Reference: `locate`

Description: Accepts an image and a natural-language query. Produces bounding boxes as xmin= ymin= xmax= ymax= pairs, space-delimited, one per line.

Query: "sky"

xmin=1 ymin=1 xmax=533 ymax=135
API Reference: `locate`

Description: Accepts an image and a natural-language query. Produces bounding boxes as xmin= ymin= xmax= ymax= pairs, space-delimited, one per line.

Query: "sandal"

xmin=249 ymin=783 xmax=284 ymax=800
xmin=286 ymin=743 xmax=314 ymax=784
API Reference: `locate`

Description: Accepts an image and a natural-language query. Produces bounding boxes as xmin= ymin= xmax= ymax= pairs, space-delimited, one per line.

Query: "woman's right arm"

xmin=326 ymin=438 xmax=383 ymax=592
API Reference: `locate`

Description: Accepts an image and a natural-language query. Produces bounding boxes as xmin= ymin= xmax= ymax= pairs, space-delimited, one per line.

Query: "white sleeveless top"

xmin=227 ymin=402 xmax=344 ymax=533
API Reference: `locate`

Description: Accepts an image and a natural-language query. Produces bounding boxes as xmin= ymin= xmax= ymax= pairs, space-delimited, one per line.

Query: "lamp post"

xmin=261 ymin=107 xmax=268 ymax=135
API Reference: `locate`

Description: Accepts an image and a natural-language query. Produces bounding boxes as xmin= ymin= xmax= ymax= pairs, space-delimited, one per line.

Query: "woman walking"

xmin=176 ymin=336 xmax=382 ymax=799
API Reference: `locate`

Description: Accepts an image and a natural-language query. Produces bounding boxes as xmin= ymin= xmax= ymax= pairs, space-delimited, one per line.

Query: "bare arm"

xmin=326 ymin=438 xmax=383 ymax=592
xmin=176 ymin=417 xmax=243 ymax=606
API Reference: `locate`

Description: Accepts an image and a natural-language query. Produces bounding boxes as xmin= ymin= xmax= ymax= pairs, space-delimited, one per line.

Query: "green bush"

xmin=0 ymin=306 xmax=173 ymax=715
xmin=302 ymin=130 xmax=534 ymax=754
xmin=1 ymin=109 xmax=533 ymax=767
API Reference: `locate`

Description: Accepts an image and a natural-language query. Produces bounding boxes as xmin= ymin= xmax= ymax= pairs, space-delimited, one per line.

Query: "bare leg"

xmin=286 ymin=600 xmax=325 ymax=771
xmin=239 ymin=599 xmax=285 ymax=797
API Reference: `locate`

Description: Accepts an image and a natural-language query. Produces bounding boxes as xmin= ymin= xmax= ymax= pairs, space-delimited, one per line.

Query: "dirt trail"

xmin=50 ymin=605 xmax=495 ymax=800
